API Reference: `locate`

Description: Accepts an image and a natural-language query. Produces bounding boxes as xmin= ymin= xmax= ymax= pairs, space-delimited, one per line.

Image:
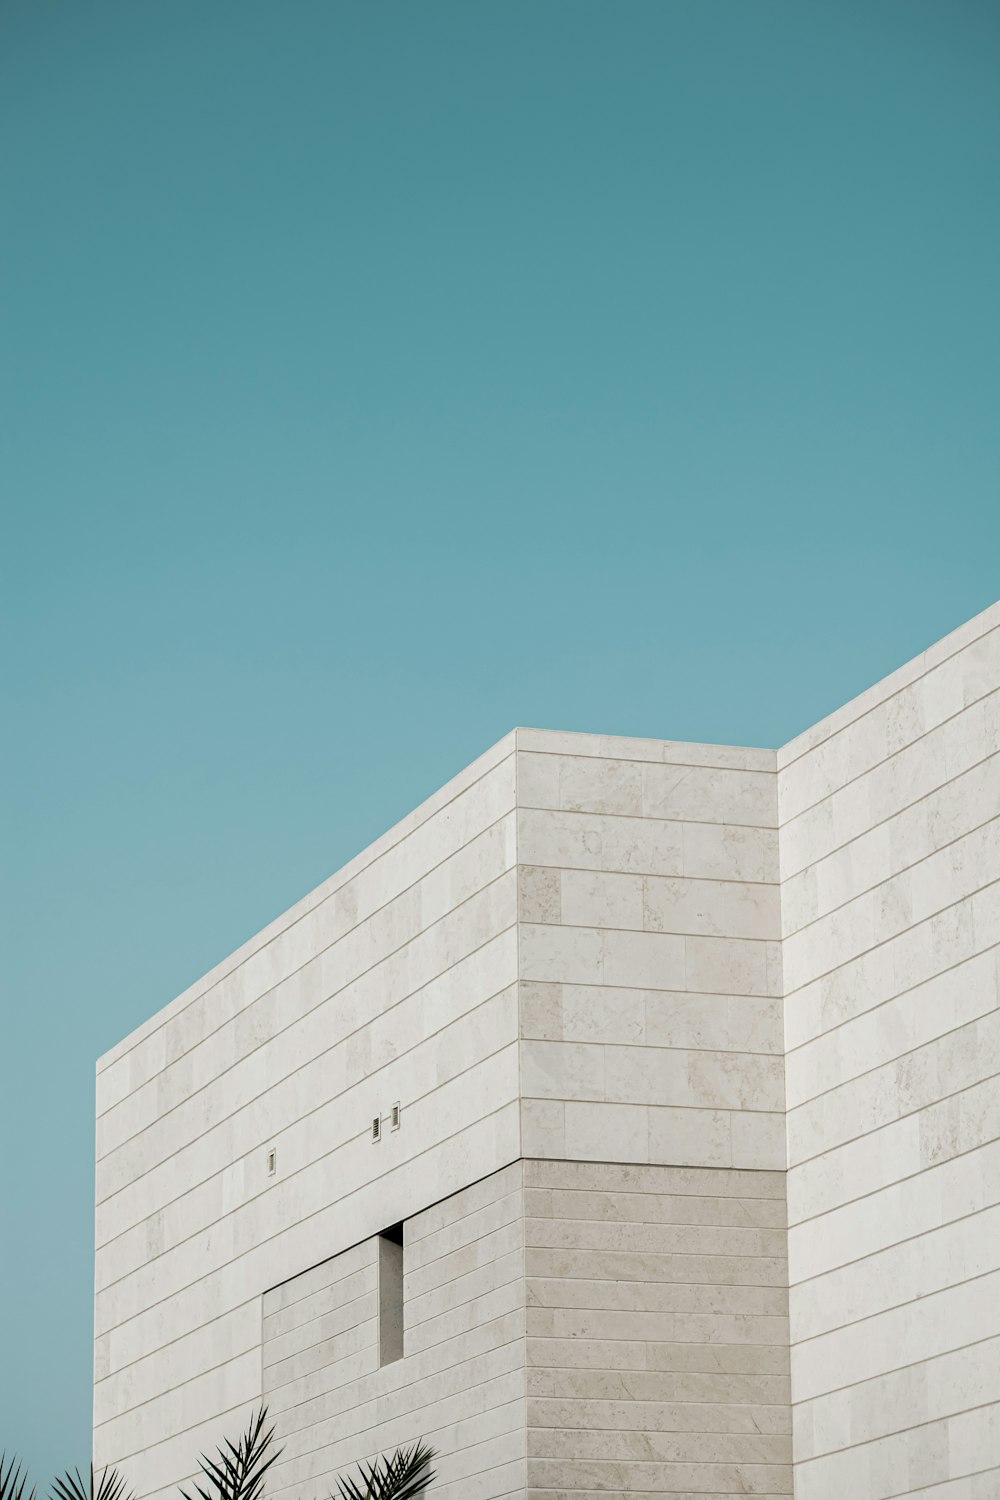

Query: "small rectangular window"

xmin=378 ymin=1223 xmax=404 ymax=1365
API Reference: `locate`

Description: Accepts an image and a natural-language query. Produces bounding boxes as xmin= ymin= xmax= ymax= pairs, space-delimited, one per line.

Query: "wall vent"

xmin=391 ymin=1101 xmax=401 ymax=1130
xmin=371 ymin=1115 xmax=382 ymax=1142
xmin=265 ymin=1147 xmax=277 ymax=1177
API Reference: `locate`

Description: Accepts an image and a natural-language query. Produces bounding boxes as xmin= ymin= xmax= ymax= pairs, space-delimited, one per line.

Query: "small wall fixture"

xmin=266 ymin=1147 xmax=277 ymax=1177
xmin=372 ymin=1115 xmax=382 ymax=1142
xmin=391 ymin=1102 xmax=401 ymax=1130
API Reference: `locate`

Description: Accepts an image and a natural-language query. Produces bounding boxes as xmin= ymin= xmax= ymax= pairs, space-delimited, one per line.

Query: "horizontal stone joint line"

xmin=97 ymin=749 xmax=517 ymax=1076
xmin=776 ymin=618 xmax=1000 ymax=777
xmin=265 ymin=1372 xmax=526 ymax=1448
xmin=787 ymin=1137 xmax=998 ymax=1234
xmin=789 ymin=1261 xmax=1000 ymax=1352
xmin=95 ymin=1100 xmax=520 ymax=1333
xmin=784 ymin=943 xmax=1000 ymax=1061
xmin=518 ymin=802 xmax=776 ymax=834
xmin=96 ymin=944 xmax=518 ymax=1208
xmin=777 ymin=662 xmax=1000 ymax=823
xmin=781 ymin=871 xmax=1000 ymax=1004
xmin=787 ymin=1067 xmax=1000 ymax=1176
xmin=793 ymin=1391 xmax=1000 ymax=1466
xmin=98 ymin=804 xmax=516 ymax=1117
xmin=96 ymin=1031 xmax=519 ymax=1283
xmin=520 ymin=859 xmax=779 ymax=891
xmin=785 ymin=1009 xmax=999 ymax=1116
xmin=788 ymin=1197 xmax=1000 ymax=1290
xmin=272 ymin=1451 xmax=526 ymax=1500
xmin=780 ymin=807 xmax=1000 ymax=945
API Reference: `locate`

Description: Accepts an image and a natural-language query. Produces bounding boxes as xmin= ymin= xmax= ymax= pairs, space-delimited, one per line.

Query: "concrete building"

xmin=94 ymin=601 xmax=1000 ymax=1500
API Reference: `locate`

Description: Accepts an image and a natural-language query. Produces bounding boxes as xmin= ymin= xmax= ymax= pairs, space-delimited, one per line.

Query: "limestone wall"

xmin=778 ymin=603 xmax=1000 ymax=1498
xmin=263 ymin=1163 xmax=526 ymax=1500
xmin=523 ymin=1157 xmax=792 ymax=1498
xmin=94 ymin=600 xmax=1000 ymax=1500
xmin=94 ymin=733 xmax=522 ymax=1499
xmin=262 ymin=1156 xmax=793 ymax=1500
xmin=515 ymin=730 xmax=786 ymax=1173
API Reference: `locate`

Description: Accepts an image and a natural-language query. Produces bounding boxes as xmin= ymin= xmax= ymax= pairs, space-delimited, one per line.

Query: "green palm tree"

xmin=181 ymin=1407 xmax=435 ymax=1500
xmin=1 ymin=1454 xmax=35 ymax=1500
xmin=333 ymin=1441 xmax=436 ymax=1500
xmin=52 ymin=1467 xmax=133 ymax=1500
xmin=2 ymin=1455 xmax=132 ymax=1500
xmin=180 ymin=1407 xmax=280 ymax=1500
xmin=4 ymin=1407 xmax=434 ymax=1500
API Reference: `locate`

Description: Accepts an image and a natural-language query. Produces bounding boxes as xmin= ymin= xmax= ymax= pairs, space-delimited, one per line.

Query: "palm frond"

xmin=334 ymin=1442 xmax=436 ymax=1500
xmin=180 ymin=1407 xmax=281 ymax=1500
xmin=1 ymin=1455 xmax=35 ymax=1500
xmin=51 ymin=1466 xmax=131 ymax=1500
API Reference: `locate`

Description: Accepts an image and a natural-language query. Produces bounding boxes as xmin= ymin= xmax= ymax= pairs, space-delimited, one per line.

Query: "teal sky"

xmin=2 ymin=0 xmax=999 ymax=1478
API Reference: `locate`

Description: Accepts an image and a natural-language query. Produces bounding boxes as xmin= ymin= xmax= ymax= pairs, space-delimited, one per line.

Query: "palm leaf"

xmin=1 ymin=1455 xmax=35 ymax=1500
xmin=180 ymin=1407 xmax=281 ymax=1500
xmin=334 ymin=1442 xmax=436 ymax=1500
xmin=51 ymin=1466 xmax=131 ymax=1500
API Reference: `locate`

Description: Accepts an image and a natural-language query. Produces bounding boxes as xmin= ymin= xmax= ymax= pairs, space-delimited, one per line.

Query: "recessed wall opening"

xmin=377 ymin=1222 xmax=404 ymax=1366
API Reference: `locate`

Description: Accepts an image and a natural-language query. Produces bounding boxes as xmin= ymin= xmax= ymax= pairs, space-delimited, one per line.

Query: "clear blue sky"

xmin=1 ymin=0 xmax=998 ymax=1479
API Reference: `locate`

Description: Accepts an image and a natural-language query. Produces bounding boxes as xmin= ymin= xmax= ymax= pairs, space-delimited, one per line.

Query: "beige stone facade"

xmin=95 ymin=601 xmax=1000 ymax=1499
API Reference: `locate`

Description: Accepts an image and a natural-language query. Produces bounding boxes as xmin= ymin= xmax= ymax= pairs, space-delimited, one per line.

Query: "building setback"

xmin=94 ymin=601 xmax=1000 ymax=1500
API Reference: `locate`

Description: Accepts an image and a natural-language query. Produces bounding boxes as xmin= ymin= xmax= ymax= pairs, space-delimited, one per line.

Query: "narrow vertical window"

xmin=378 ymin=1222 xmax=404 ymax=1365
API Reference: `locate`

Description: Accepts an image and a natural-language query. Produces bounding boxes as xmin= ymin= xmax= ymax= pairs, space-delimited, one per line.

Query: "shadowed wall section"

xmin=261 ymin=1158 xmax=793 ymax=1500
xmin=263 ymin=1165 xmax=527 ymax=1500
xmin=522 ymin=1158 xmax=792 ymax=1499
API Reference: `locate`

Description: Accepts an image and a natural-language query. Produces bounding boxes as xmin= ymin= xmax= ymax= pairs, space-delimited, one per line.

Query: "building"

xmin=94 ymin=601 xmax=1000 ymax=1500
